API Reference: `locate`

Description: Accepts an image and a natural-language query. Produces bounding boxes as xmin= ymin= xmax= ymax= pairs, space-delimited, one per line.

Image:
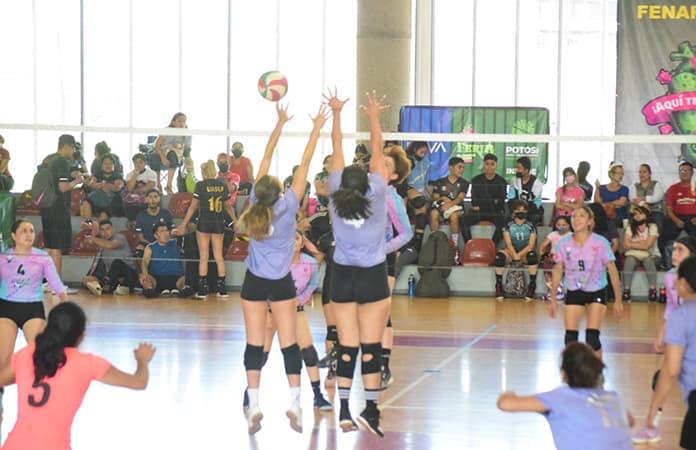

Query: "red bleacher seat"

xmin=460 ymin=238 xmax=496 ymax=266
xmin=70 ymin=229 xmax=99 ymax=256
xmin=224 ymin=239 xmax=249 ymax=261
xmin=17 ymin=191 xmax=40 ymax=216
xmin=169 ymin=192 xmax=193 ymax=219
xmin=71 ymin=189 xmax=85 ymax=216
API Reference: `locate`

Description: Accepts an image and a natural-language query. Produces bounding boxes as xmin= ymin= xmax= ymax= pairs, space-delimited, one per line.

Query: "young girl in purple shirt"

xmin=236 ymin=102 xmax=328 ymax=435
xmin=548 ymin=205 xmax=623 ymax=357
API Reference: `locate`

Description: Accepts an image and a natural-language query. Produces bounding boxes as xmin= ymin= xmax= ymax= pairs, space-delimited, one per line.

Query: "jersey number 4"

xmin=17 ymin=264 xmax=25 ymax=275
xmin=28 ymin=381 xmax=51 ymax=407
xmin=208 ymin=197 xmax=223 ymax=213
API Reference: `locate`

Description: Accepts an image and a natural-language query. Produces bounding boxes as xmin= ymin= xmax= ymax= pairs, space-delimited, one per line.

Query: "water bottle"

xmin=407 ymin=274 xmax=416 ymax=299
xmin=659 ymin=285 xmax=667 ymax=304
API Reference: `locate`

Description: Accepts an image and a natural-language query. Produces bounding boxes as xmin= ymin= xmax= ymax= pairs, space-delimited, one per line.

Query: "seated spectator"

xmin=659 ymin=161 xmax=696 ymax=267
xmin=284 ymin=165 xmax=311 ymax=219
xmin=589 ymin=203 xmax=620 ymax=301
xmin=81 ymin=154 xmax=125 ymax=220
xmin=0 ymin=134 xmax=14 ymax=191
xmin=555 ymin=167 xmax=585 ymax=217
xmin=594 ymin=161 xmax=629 ymax=227
xmin=313 ymin=155 xmax=331 ymax=213
xmin=70 ymin=141 xmax=89 ymax=179
xmin=629 ymin=163 xmax=665 ymax=232
xmin=405 ymin=141 xmax=432 ymax=249
xmin=151 ymin=112 xmax=191 ymax=194
xmin=227 ymin=141 xmax=253 ymax=194
xmin=134 ymin=189 xmax=173 ymax=256
xmin=577 ymin=161 xmax=593 ymax=201
xmin=461 ymin=153 xmax=507 ymax=244
xmin=508 ymin=156 xmax=544 ymax=225
xmin=622 ymin=206 xmax=661 ymax=302
xmin=429 ymin=157 xmax=468 ymax=255
xmin=123 ymin=153 xmax=158 ymax=221
xmin=82 ymin=219 xmax=138 ymax=295
xmin=539 ymin=215 xmax=572 ymax=301
xmin=494 ymin=200 xmax=538 ymax=302
xmin=90 ymin=141 xmax=123 ymax=178
xmin=352 ymin=143 xmax=370 ymax=171
xmin=139 ymin=222 xmax=192 ymax=298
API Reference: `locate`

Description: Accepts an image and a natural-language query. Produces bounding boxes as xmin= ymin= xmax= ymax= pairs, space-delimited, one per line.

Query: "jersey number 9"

xmin=208 ymin=197 xmax=223 ymax=213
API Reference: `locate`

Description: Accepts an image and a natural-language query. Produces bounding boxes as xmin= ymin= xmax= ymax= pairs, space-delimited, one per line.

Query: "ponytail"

xmin=239 ymin=175 xmax=281 ymax=240
xmin=33 ymin=302 xmax=86 ymax=385
xmin=331 ymin=189 xmax=371 ymax=220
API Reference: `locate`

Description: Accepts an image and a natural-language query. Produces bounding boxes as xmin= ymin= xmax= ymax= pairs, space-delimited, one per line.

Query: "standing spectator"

xmin=134 ymin=189 xmax=173 ymax=256
xmin=594 ymin=161 xmax=629 ymax=227
xmin=629 ymin=163 xmax=665 ymax=232
xmin=508 ymin=156 xmax=544 ymax=225
xmin=429 ymin=157 xmax=468 ymax=257
xmin=123 ymin=153 xmax=158 ymax=221
xmin=139 ymin=223 xmax=191 ymax=298
xmin=81 ymin=219 xmax=138 ymax=295
xmin=80 ymin=155 xmax=125 ymax=220
xmin=405 ymin=141 xmax=431 ymax=250
xmin=152 ymin=112 xmax=191 ymax=195
xmin=461 ymin=153 xmax=508 ymax=244
xmin=660 ymin=161 xmax=696 ymax=267
xmin=555 ymin=167 xmax=585 ymax=218
xmin=0 ymin=134 xmax=14 ymax=191
xmin=622 ymin=206 xmax=661 ymax=302
xmin=40 ymin=134 xmax=83 ymax=289
xmin=228 ymin=141 xmax=254 ymax=195
xmin=313 ymin=155 xmax=331 ymax=212
xmin=577 ymin=161 xmax=593 ymax=201
xmin=217 ymin=152 xmax=241 ymax=209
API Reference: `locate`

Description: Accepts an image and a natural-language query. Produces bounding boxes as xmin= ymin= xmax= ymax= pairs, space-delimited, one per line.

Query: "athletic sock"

xmin=290 ymin=387 xmax=301 ymax=407
xmin=365 ymin=389 xmax=380 ymax=411
xmin=247 ymin=388 xmax=259 ymax=408
xmin=311 ymin=381 xmax=321 ymax=400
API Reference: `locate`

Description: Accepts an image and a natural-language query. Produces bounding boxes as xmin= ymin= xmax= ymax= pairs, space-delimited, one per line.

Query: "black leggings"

xmin=90 ymin=259 xmax=138 ymax=290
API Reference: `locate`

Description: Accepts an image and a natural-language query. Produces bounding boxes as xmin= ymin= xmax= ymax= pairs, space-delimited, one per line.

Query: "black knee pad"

xmin=326 ymin=325 xmax=338 ymax=342
xmin=495 ymin=252 xmax=507 ymax=268
xmin=586 ymin=328 xmax=601 ymax=351
xmin=526 ymin=251 xmax=539 ymax=266
xmin=244 ymin=344 xmax=265 ymax=371
xmin=336 ymin=345 xmax=359 ymax=379
xmin=409 ymin=196 xmax=426 ymax=210
xmin=360 ymin=342 xmax=382 ymax=375
xmin=414 ymin=213 xmax=427 ymax=230
xmin=281 ymin=344 xmax=302 ymax=375
xmin=564 ymin=330 xmax=579 ymax=346
xmin=386 ymin=316 xmax=392 ymax=328
xmin=143 ymin=289 xmax=158 ymax=299
xmin=301 ymin=346 xmax=319 ymax=368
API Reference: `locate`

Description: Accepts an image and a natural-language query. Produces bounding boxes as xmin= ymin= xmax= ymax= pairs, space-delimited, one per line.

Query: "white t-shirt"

xmin=624 ymin=222 xmax=661 ymax=258
xmin=127 ymin=167 xmax=158 ymax=186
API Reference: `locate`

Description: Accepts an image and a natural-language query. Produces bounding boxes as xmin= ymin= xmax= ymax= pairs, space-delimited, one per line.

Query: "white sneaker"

xmin=85 ymin=281 xmax=103 ymax=296
xmin=65 ymin=286 xmax=79 ymax=295
xmin=245 ymin=405 xmax=263 ymax=435
xmin=114 ymin=285 xmax=130 ymax=296
xmin=286 ymin=404 xmax=303 ymax=433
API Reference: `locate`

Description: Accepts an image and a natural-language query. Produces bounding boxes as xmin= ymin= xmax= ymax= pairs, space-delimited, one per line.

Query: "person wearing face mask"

xmin=594 ymin=161 xmax=629 ymax=227
xmin=217 ymin=152 xmax=241 ymax=210
xmin=495 ymin=200 xmax=539 ymax=301
xmin=228 ymin=141 xmax=254 ymax=195
xmin=539 ymin=215 xmax=573 ymax=301
xmin=555 ymin=167 xmax=585 ymax=218
xmin=622 ymin=206 xmax=661 ymax=302
xmin=508 ymin=156 xmax=544 ymax=225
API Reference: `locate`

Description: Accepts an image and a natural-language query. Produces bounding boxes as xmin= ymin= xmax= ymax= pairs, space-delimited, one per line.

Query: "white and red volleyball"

xmin=257 ymin=71 xmax=288 ymax=101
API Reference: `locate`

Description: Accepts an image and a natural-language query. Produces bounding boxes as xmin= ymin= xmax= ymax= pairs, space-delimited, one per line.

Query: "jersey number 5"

xmin=208 ymin=197 xmax=223 ymax=213
xmin=28 ymin=381 xmax=51 ymax=407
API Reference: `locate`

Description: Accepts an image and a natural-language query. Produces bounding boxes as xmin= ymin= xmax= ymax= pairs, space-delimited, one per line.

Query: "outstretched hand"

xmin=134 ymin=342 xmax=156 ymax=364
xmin=276 ymin=102 xmax=293 ymax=124
xmin=310 ymin=104 xmax=331 ymax=130
xmin=322 ymin=88 xmax=350 ymax=112
xmin=359 ymin=90 xmax=389 ymax=118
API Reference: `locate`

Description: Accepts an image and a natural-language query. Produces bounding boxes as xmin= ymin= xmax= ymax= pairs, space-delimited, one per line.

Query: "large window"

xmin=0 ymin=0 xmax=357 ymax=191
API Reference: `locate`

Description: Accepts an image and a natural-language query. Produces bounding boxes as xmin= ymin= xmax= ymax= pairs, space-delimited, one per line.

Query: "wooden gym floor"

xmin=0 ymin=293 xmax=684 ymax=450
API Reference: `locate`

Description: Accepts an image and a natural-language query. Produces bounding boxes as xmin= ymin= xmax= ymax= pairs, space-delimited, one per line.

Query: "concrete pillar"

xmin=356 ymin=0 xmax=411 ymax=133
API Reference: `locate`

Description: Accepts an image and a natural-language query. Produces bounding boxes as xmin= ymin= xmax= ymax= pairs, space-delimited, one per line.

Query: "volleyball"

xmin=257 ymin=70 xmax=288 ymax=101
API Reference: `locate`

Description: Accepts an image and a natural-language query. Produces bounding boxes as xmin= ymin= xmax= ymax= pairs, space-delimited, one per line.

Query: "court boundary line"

xmin=380 ymin=323 xmax=497 ymax=409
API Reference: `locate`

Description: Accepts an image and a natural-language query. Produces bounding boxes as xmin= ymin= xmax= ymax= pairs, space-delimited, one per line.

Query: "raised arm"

xmin=324 ymin=89 xmax=349 ymax=172
xmin=99 ymin=343 xmax=156 ymax=390
xmin=256 ymin=103 xmax=293 ymax=182
xmin=360 ymin=90 xmax=390 ymax=180
xmin=291 ymin=105 xmax=330 ymax=200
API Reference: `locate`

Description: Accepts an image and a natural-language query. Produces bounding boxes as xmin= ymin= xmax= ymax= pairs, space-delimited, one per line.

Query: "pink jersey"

xmin=0 ymin=248 xmax=66 ymax=302
xmin=4 ymin=344 xmax=111 ymax=450
xmin=291 ymin=253 xmax=319 ymax=306
xmin=555 ymin=186 xmax=585 ymax=217
xmin=663 ymin=269 xmax=681 ymax=319
xmin=545 ymin=231 xmax=568 ymax=253
xmin=553 ymin=233 xmax=615 ymax=292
